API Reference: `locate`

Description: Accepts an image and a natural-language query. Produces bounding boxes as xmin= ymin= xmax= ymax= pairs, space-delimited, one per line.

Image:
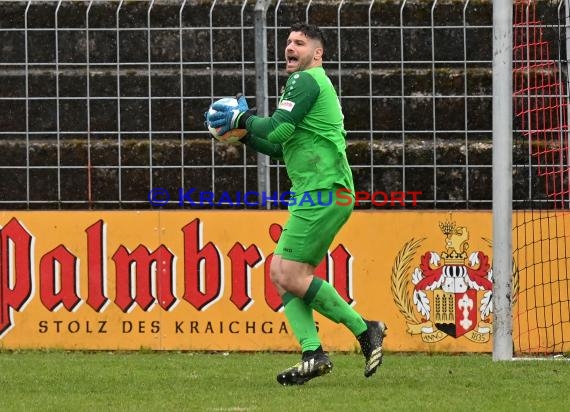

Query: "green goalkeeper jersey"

xmin=244 ymin=66 xmax=354 ymax=194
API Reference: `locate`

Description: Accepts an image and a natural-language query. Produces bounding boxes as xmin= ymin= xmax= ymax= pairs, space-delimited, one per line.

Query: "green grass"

xmin=0 ymin=351 xmax=568 ymax=411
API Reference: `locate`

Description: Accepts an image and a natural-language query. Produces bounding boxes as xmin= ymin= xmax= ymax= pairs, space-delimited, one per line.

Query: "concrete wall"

xmin=0 ymin=0 xmax=549 ymax=209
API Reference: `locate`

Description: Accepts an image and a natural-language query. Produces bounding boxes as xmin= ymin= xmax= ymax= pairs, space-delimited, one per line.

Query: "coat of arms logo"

xmin=391 ymin=216 xmax=519 ymax=343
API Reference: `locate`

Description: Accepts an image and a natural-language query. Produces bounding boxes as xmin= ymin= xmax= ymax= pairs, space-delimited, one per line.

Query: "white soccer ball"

xmin=207 ymin=97 xmax=248 ymax=144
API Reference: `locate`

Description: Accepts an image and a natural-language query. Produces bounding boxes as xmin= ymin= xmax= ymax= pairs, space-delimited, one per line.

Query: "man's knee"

xmin=270 ymin=256 xmax=285 ymax=287
xmin=270 ymin=256 xmax=314 ymax=294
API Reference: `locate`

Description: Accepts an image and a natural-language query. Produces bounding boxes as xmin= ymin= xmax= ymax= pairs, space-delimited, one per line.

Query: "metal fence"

xmin=0 ymin=0 xmax=565 ymax=209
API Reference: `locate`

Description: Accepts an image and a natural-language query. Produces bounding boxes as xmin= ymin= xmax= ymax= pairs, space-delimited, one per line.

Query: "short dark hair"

xmin=289 ymin=23 xmax=325 ymax=50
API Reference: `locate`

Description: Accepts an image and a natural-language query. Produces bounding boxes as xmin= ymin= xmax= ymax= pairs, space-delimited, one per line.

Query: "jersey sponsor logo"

xmin=278 ymin=100 xmax=295 ymax=112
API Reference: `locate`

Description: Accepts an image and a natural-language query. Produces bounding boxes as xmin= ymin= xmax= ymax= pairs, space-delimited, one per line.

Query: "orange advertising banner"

xmin=0 ymin=210 xmax=527 ymax=352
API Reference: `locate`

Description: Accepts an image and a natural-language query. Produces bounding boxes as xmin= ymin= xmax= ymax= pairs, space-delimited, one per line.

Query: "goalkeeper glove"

xmin=207 ymin=94 xmax=253 ymax=135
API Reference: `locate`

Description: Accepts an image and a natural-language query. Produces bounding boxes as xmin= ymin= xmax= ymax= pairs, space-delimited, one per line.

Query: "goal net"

xmin=512 ymin=0 xmax=570 ymax=356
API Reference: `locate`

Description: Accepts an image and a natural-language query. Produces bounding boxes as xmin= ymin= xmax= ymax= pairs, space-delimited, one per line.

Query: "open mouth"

xmin=287 ymin=56 xmax=298 ymax=64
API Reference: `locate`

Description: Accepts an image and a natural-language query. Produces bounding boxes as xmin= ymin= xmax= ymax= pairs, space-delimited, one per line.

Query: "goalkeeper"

xmin=207 ymin=23 xmax=387 ymax=386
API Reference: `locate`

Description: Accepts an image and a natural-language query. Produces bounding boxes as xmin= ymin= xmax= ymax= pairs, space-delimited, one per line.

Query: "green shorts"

xmin=275 ymin=187 xmax=354 ymax=266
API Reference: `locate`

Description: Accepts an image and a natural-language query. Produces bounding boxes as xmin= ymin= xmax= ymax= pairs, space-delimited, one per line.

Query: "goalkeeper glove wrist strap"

xmin=236 ymin=111 xmax=254 ymax=129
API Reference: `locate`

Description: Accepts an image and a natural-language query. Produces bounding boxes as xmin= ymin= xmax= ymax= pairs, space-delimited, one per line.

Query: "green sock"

xmin=303 ymin=276 xmax=367 ymax=337
xmin=282 ymin=292 xmax=322 ymax=352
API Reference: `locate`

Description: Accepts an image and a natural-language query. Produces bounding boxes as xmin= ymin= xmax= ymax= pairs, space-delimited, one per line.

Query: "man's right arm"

xmin=241 ymin=134 xmax=283 ymax=160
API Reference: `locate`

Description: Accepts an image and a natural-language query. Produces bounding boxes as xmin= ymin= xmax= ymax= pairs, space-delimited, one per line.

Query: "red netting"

xmin=512 ymin=0 xmax=570 ymax=356
xmin=514 ymin=0 xmax=570 ymax=208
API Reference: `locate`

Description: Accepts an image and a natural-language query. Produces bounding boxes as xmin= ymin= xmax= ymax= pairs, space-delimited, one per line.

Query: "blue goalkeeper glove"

xmin=207 ymin=94 xmax=251 ymax=135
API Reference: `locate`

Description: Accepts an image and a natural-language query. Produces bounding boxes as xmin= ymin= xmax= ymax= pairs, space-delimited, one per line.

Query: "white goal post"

xmin=492 ymin=0 xmax=514 ymax=361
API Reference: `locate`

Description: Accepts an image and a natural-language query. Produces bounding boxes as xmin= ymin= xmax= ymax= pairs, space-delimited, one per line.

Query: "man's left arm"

xmin=240 ymin=73 xmax=319 ymax=144
xmin=208 ymin=73 xmax=320 ymax=145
